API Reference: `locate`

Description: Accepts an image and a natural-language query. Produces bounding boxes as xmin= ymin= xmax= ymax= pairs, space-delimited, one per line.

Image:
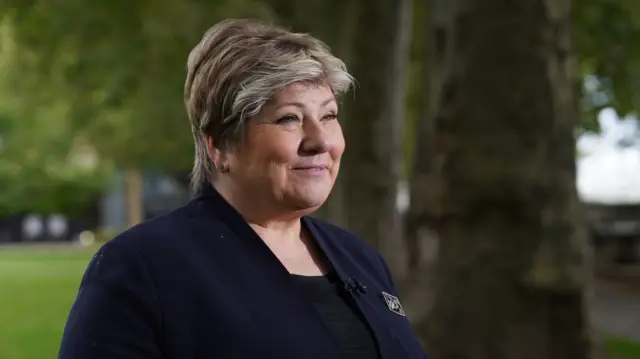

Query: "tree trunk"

xmin=422 ymin=1 xmax=593 ymax=358
xmin=399 ymin=0 xmax=440 ymax=328
xmin=125 ymin=169 xmax=144 ymax=227
xmin=324 ymin=0 xmax=359 ymax=228
xmin=406 ymin=0 xmax=435 ymax=273
xmin=342 ymin=0 xmax=413 ymax=278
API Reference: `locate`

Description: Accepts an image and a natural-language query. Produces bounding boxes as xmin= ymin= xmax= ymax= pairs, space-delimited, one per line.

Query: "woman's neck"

xmin=213 ymin=180 xmax=303 ymax=243
xmin=212 ymin=180 xmax=328 ymax=275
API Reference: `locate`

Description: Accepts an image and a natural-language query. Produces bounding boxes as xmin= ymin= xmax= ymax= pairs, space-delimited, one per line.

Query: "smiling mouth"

xmin=292 ymin=166 xmax=328 ymax=172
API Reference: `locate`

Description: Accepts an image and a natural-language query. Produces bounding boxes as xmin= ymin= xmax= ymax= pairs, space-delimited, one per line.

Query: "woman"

xmin=58 ymin=18 xmax=428 ymax=359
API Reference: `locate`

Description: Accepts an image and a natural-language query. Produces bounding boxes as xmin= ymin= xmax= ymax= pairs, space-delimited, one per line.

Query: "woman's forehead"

xmin=269 ymin=82 xmax=335 ymax=107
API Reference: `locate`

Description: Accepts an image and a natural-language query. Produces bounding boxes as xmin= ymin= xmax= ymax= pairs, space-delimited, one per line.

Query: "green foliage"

xmin=575 ymin=0 xmax=640 ymax=129
xmin=1 ymin=0 xmax=275 ymax=172
xmin=0 ymin=21 xmax=111 ymax=216
xmin=0 ymin=1 xmax=280 ymax=215
xmin=0 ymin=156 xmax=110 ymax=216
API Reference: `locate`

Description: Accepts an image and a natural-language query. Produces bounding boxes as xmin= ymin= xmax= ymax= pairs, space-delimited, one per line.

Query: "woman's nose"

xmin=300 ymin=121 xmax=332 ymax=155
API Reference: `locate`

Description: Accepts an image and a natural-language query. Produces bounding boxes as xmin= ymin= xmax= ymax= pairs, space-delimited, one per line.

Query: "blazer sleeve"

xmin=58 ymin=239 xmax=162 ymax=359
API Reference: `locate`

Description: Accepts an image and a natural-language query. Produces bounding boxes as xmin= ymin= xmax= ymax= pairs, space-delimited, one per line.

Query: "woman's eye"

xmin=323 ymin=113 xmax=338 ymax=121
xmin=276 ymin=115 xmax=299 ymax=124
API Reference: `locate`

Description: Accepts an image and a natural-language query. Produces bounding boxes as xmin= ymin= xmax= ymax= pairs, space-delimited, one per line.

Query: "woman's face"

xmin=223 ymin=81 xmax=345 ymax=213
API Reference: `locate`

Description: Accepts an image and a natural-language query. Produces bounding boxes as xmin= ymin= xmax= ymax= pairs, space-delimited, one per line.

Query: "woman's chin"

xmin=285 ymin=188 xmax=331 ymax=212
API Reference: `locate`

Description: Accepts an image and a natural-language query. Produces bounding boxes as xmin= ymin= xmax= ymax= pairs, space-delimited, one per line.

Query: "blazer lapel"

xmin=304 ymin=217 xmax=409 ymax=359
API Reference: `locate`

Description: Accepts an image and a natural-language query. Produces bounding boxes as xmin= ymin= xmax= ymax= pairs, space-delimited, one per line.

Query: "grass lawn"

xmin=0 ymin=245 xmax=96 ymax=359
xmin=0 ymin=245 xmax=639 ymax=359
xmin=606 ymin=335 xmax=640 ymax=358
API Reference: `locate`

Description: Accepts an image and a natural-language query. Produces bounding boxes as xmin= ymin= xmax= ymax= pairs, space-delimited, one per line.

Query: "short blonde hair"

xmin=184 ymin=18 xmax=354 ymax=190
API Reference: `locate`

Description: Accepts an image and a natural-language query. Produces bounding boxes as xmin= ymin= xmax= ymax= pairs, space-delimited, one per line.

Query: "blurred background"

xmin=1 ymin=0 xmax=640 ymax=358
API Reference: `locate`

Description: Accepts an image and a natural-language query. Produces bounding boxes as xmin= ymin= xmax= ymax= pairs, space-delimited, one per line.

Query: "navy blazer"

xmin=58 ymin=185 xmax=428 ymax=359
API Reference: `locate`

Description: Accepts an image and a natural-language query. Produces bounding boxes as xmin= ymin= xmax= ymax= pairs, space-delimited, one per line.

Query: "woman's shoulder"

xmin=85 ymin=203 xmax=221 ymax=291
xmin=110 ymin=206 xmax=192 ymax=246
xmin=96 ymin=203 xmax=209 ymax=266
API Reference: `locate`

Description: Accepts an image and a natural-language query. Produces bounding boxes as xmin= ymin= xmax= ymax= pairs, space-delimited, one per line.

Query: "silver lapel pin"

xmin=382 ymin=291 xmax=405 ymax=316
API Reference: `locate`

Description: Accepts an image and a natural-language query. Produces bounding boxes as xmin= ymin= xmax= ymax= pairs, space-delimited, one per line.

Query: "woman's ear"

xmin=206 ymin=136 xmax=221 ymax=167
xmin=206 ymin=136 xmax=229 ymax=172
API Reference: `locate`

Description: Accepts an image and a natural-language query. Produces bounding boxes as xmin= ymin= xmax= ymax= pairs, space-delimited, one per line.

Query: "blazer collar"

xmin=193 ymin=183 xmax=352 ymax=282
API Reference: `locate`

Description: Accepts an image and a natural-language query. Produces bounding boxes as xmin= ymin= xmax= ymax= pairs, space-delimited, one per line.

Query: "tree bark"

xmin=406 ymin=0 xmax=435 ymax=273
xmin=399 ymin=0 xmax=440 ymax=329
xmin=324 ymin=0 xmax=359 ymax=228
xmin=125 ymin=169 xmax=144 ymax=227
xmin=342 ymin=0 xmax=413 ymax=278
xmin=422 ymin=0 xmax=593 ymax=358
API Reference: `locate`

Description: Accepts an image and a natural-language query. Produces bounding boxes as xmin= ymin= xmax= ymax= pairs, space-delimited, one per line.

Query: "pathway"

xmin=593 ymin=264 xmax=640 ymax=341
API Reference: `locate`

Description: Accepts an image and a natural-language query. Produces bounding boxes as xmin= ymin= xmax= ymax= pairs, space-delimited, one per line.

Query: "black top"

xmin=292 ymin=272 xmax=381 ymax=359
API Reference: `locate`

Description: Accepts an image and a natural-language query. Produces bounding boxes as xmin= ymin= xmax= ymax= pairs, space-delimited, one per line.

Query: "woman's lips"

xmin=292 ymin=165 xmax=328 ymax=175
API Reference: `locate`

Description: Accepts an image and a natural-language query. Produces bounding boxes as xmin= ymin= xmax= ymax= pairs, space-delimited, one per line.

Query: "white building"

xmin=577 ymin=108 xmax=640 ymax=205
